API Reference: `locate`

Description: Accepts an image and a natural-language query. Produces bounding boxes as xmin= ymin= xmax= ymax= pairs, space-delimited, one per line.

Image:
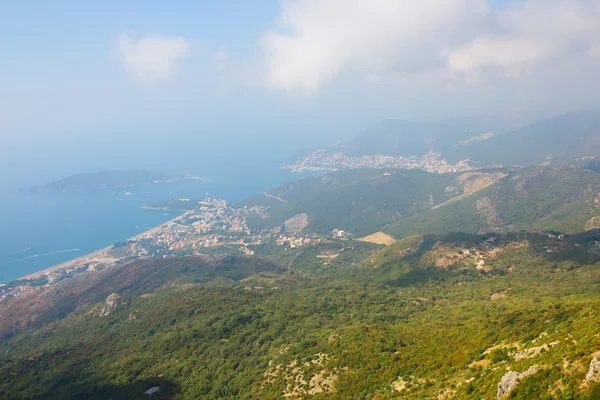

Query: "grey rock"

xmin=100 ymin=293 xmax=122 ymax=317
xmin=284 ymin=213 xmax=309 ymax=233
xmin=145 ymin=386 xmax=161 ymax=395
xmin=585 ymin=354 xmax=600 ymax=383
xmin=497 ymin=365 xmax=539 ymax=398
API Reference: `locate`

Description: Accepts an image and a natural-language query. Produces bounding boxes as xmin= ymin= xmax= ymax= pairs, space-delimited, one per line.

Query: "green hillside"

xmin=241 ymin=169 xmax=506 ymax=236
xmin=329 ymin=119 xmax=474 ymax=157
xmin=3 ymin=232 xmax=600 ymax=399
xmin=447 ymin=110 xmax=600 ymax=166
xmin=0 ymin=255 xmax=284 ymax=339
xmin=241 ymin=165 xmax=600 ymax=240
xmin=385 ymin=165 xmax=600 ymax=239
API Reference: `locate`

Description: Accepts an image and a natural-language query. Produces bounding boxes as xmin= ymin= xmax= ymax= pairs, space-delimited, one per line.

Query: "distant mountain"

xmin=287 ymin=111 xmax=600 ymax=173
xmin=327 ymin=119 xmax=476 ymax=157
xmin=447 ymin=110 xmax=600 ymax=166
xmin=436 ymin=111 xmax=536 ymax=132
xmin=21 ymin=169 xmax=205 ymax=192
xmin=384 ymin=165 xmax=600 ymax=238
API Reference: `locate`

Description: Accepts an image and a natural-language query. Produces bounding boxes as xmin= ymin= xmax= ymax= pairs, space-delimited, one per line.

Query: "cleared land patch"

xmin=358 ymin=231 xmax=397 ymax=245
xmin=433 ymin=172 xmax=507 ymax=210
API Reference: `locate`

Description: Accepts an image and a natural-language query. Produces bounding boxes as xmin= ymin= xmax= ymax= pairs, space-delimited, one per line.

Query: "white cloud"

xmin=117 ymin=33 xmax=190 ymax=85
xmin=262 ymin=0 xmax=600 ymax=92
xmin=448 ymin=0 xmax=600 ymax=77
xmin=213 ymin=47 xmax=228 ymax=72
xmin=590 ymin=40 xmax=600 ymax=59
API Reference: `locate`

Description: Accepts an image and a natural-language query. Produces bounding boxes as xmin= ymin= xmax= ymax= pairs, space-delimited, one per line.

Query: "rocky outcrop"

xmin=497 ymin=365 xmax=539 ymax=398
xmin=145 ymin=386 xmax=161 ymax=395
xmin=262 ymin=352 xmax=337 ymax=397
xmin=100 ymin=293 xmax=122 ymax=317
xmin=585 ymin=353 xmax=600 ymax=383
xmin=512 ymin=341 xmax=559 ymax=361
xmin=458 ymin=172 xmax=507 ymax=196
xmin=284 ymin=213 xmax=309 ymax=233
xmin=585 ymin=216 xmax=600 ymax=231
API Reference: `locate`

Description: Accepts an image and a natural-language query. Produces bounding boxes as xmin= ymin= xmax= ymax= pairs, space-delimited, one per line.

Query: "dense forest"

xmin=3 ymin=231 xmax=600 ymax=399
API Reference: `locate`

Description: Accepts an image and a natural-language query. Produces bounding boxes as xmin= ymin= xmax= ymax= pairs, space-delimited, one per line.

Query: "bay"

xmin=0 ymin=158 xmax=307 ymax=283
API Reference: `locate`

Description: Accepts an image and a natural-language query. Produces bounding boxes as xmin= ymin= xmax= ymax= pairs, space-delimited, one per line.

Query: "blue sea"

xmin=0 ymin=158 xmax=307 ymax=283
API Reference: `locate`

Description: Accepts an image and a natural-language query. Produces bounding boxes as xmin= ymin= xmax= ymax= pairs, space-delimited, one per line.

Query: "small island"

xmin=20 ymin=169 xmax=207 ymax=193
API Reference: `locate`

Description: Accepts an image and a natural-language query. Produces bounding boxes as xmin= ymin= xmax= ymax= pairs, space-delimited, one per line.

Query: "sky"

xmin=2 ymin=0 xmax=600 ymax=184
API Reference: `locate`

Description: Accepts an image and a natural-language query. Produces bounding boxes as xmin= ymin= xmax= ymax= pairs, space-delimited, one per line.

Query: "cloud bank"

xmin=117 ymin=33 xmax=190 ymax=86
xmin=262 ymin=0 xmax=600 ymax=92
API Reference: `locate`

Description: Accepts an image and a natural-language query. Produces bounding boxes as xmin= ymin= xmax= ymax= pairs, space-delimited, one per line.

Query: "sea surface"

xmin=0 ymin=159 xmax=306 ymax=283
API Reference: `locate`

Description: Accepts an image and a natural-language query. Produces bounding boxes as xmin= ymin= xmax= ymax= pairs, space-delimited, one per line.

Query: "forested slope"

xmin=3 ymin=232 xmax=600 ymax=399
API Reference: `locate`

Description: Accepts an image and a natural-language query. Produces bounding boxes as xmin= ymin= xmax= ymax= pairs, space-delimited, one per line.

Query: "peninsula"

xmin=20 ymin=169 xmax=207 ymax=193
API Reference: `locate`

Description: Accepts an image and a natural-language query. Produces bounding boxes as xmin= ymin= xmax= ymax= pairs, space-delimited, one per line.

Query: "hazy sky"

xmin=2 ymin=0 xmax=600 ymax=182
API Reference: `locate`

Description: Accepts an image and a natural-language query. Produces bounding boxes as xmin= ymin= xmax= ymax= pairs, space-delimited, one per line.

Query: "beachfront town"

xmin=0 ymin=198 xmax=348 ymax=301
xmin=282 ymin=149 xmax=478 ymax=174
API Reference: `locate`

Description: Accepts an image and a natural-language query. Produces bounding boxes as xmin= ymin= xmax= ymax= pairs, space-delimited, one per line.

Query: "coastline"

xmin=18 ymin=211 xmax=188 ymax=281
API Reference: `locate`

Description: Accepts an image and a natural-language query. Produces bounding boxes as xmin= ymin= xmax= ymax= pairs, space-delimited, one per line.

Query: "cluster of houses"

xmin=276 ymin=235 xmax=315 ymax=248
xmin=331 ymin=229 xmax=351 ymax=238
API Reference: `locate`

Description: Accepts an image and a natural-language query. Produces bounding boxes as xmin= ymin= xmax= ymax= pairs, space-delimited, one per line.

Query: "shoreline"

xmin=17 ymin=211 xmax=189 ymax=281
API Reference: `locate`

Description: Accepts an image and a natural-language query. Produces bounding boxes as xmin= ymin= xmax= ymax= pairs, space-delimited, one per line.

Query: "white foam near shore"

xmin=13 ymin=247 xmax=32 ymax=255
xmin=4 ymin=248 xmax=80 ymax=265
xmin=4 ymin=254 xmax=39 ymax=265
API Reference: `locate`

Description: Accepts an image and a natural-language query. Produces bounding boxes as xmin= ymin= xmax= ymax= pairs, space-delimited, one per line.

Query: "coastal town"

xmin=282 ymin=149 xmax=481 ymax=174
xmin=0 ymin=198 xmax=344 ymax=301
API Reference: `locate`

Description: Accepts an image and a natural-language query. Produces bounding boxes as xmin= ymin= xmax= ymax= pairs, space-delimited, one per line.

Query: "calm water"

xmin=0 ymin=160 xmax=307 ymax=283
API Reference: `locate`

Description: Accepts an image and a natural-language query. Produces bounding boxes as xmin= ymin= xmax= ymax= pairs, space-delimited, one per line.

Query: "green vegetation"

xmin=386 ymin=165 xmax=600 ymax=238
xmin=8 ymin=157 xmax=600 ymax=399
xmin=242 ymin=164 xmax=600 ymax=240
xmin=0 ymin=256 xmax=285 ymax=338
xmin=242 ymin=169 xmax=470 ymax=235
xmin=447 ymin=110 xmax=600 ymax=166
xmin=3 ymin=232 xmax=600 ymax=399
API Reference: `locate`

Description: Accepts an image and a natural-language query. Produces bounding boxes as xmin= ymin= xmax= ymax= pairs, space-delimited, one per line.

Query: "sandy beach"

xmin=19 ymin=211 xmax=190 ymax=281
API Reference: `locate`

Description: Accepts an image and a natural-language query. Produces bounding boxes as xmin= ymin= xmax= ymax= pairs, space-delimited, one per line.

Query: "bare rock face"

xmin=585 ymin=354 xmax=600 ymax=383
xmin=585 ymin=216 xmax=600 ymax=231
xmin=145 ymin=386 xmax=161 ymax=395
xmin=100 ymin=293 xmax=122 ymax=317
xmin=284 ymin=213 xmax=309 ymax=233
xmin=497 ymin=365 xmax=539 ymax=398
xmin=497 ymin=371 xmax=521 ymax=398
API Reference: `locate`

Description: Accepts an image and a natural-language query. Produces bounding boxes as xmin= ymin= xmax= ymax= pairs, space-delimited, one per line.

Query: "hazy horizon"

xmin=3 ymin=0 xmax=600 ymax=186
